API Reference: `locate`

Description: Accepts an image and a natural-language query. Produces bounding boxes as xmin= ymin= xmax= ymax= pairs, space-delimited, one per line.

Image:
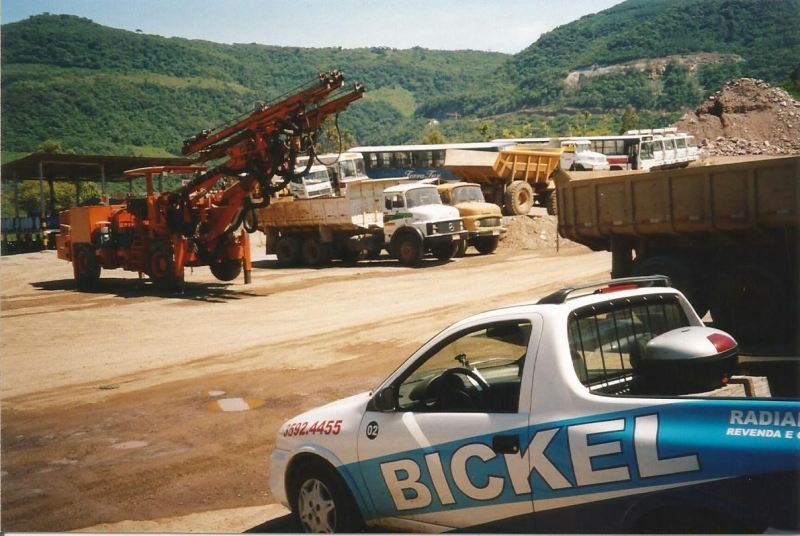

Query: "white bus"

xmin=588 ymin=128 xmax=700 ymax=171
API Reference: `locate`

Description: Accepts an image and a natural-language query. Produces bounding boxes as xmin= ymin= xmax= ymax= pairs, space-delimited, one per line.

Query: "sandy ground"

xmin=0 ymin=229 xmax=611 ymax=533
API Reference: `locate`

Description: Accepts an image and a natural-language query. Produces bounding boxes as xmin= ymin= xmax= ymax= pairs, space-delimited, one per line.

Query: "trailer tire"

xmin=545 ymin=189 xmax=557 ymax=216
xmin=210 ymin=257 xmax=243 ymax=282
xmin=392 ymin=233 xmax=423 ymax=266
xmin=73 ymin=243 xmax=101 ymax=289
xmin=275 ymin=236 xmax=301 ymax=267
xmin=146 ymin=241 xmax=177 ymax=290
xmin=504 ymin=181 xmax=534 ymax=216
xmin=709 ymin=265 xmax=790 ymax=345
xmin=301 ymin=236 xmax=330 ymax=267
xmin=473 ymin=235 xmax=499 ymax=255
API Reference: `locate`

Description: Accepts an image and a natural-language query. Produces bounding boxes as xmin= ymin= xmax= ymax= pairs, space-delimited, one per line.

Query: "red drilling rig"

xmin=56 ymin=71 xmax=364 ymax=290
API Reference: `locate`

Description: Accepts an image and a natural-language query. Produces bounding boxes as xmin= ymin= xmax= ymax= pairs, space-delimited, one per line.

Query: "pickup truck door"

xmin=356 ymin=315 xmax=543 ymax=532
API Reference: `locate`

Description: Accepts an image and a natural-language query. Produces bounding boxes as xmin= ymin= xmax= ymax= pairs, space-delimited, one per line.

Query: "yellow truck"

xmin=436 ymin=182 xmax=506 ymax=255
xmin=444 ymin=147 xmax=563 ymax=216
xmin=556 ymin=155 xmax=799 ymax=355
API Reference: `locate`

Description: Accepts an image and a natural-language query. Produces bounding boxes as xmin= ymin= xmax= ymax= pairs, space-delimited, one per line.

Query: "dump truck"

xmin=258 ymin=178 xmax=467 ymax=267
xmin=436 ymin=181 xmax=505 ymax=256
xmin=556 ymin=155 xmax=799 ymax=358
xmin=444 ymin=146 xmax=563 ymax=216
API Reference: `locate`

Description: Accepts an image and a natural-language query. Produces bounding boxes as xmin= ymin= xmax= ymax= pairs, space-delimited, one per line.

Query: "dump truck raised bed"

xmin=258 ymin=178 xmax=467 ymax=267
xmin=444 ymin=147 xmax=563 ymax=216
xmin=556 ymin=155 xmax=799 ymax=355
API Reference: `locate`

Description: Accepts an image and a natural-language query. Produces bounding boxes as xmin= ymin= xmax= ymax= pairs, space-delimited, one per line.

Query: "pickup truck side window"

xmin=395 ymin=320 xmax=532 ymax=413
xmin=568 ymin=297 xmax=687 ymax=394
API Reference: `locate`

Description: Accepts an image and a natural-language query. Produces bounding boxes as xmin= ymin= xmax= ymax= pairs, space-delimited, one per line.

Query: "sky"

xmin=0 ymin=0 xmax=623 ymax=54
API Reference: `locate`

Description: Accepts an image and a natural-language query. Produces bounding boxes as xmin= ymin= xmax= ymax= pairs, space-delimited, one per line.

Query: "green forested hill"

xmin=2 ymin=0 xmax=799 ymax=160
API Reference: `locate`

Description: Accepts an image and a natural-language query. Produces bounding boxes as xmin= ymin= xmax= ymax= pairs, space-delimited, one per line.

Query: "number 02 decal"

xmin=366 ymin=421 xmax=379 ymax=440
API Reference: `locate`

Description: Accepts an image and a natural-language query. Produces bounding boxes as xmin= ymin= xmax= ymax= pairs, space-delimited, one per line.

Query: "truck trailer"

xmin=556 ymin=155 xmax=799 ymax=373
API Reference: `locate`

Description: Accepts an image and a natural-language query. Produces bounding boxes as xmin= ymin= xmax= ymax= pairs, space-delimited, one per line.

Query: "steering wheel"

xmin=427 ymin=367 xmax=492 ymax=411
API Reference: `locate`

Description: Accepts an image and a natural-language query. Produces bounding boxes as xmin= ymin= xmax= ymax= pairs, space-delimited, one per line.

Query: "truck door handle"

xmin=492 ymin=434 xmax=520 ymax=454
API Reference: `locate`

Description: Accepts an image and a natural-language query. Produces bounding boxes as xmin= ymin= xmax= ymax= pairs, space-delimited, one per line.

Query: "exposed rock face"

xmin=674 ymin=78 xmax=800 ymax=156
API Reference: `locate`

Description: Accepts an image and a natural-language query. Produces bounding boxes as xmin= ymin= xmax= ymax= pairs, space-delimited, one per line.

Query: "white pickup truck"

xmin=269 ymin=277 xmax=799 ymax=533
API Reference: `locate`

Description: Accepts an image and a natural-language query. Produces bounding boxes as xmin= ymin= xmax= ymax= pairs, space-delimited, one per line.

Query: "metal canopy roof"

xmin=1 ymin=153 xmax=197 ymax=182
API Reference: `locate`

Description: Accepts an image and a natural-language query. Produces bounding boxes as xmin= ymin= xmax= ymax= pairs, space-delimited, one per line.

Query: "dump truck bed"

xmin=444 ymin=147 xmax=563 ymax=184
xmin=258 ymin=178 xmax=407 ymax=231
xmin=556 ymin=155 xmax=800 ymax=248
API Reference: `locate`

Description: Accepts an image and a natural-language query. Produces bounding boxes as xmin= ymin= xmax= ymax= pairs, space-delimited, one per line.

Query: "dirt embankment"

xmin=675 ymin=78 xmax=800 ymax=156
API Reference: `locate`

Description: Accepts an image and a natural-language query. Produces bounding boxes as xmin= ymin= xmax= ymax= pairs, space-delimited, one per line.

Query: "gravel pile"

xmin=675 ymin=78 xmax=800 ymax=156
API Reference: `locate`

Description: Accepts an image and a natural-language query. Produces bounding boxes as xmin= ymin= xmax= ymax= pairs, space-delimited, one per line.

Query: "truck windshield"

xmin=405 ymin=187 xmax=442 ymax=208
xmin=303 ymin=170 xmax=329 ymax=185
xmin=452 ymin=185 xmax=485 ymax=204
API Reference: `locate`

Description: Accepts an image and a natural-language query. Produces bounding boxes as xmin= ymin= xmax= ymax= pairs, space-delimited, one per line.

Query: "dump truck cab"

xmin=437 ymin=182 xmax=505 ymax=255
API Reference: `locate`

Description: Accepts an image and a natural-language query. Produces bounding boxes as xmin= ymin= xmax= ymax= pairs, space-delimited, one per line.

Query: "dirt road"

xmin=1 ymin=229 xmax=611 ymax=532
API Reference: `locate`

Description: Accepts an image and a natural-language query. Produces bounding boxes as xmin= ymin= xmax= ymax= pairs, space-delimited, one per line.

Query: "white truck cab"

xmin=381 ymin=182 xmax=468 ymax=265
xmin=287 ymin=164 xmax=334 ymax=199
xmin=559 ymin=138 xmax=610 ymax=171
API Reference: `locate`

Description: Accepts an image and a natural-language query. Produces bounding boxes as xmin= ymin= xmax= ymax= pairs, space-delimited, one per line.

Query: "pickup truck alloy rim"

xmin=298 ymin=477 xmax=336 ymax=533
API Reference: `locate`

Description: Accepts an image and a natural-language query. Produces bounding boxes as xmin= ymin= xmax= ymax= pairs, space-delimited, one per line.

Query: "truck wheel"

xmin=709 ymin=265 xmax=790 ymax=345
xmin=289 ymin=460 xmax=364 ymax=533
xmin=393 ymin=234 xmax=423 ymax=266
xmin=634 ymin=256 xmax=709 ymax=317
xmin=146 ymin=241 xmax=177 ymax=290
xmin=275 ymin=236 xmax=301 ymax=267
xmin=545 ymin=189 xmax=557 ymax=216
xmin=474 ymin=235 xmax=499 ymax=255
xmin=73 ymin=243 xmax=101 ymax=289
xmin=455 ymin=239 xmax=467 ymax=258
xmin=209 ymin=257 xmax=243 ymax=282
xmin=301 ymin=237 xmax=331 ymax=267
xmin=431 ymin=241 xmax=457 ymax=261
xmin=504 ymin=181 xmax=534 ymax=216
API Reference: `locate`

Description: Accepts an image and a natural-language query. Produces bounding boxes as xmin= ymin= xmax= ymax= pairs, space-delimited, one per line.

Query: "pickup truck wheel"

xmin=431 ymin=241 xmax=457 ymax=261
xmin=73 ymin=243 xmax=101 ymax=289
xmin=146 ymin=241 xmax=177 ymax=290
xmin=275 ymin=236 xmax=301 ymax=267
xmin=474 ymin=235 xmax=499 ymax=255
xmin=393 ymin=234 xmax=423 ymax=266
xmin=301 ymin=237 xmax=331 ymax=267
xmin=504 ymin=181 xmax=534 ymax=215
xmin=289 ymin=460 xmax=364 ymax=533
xmin=209 ymin=257 xmax=242 ymax=282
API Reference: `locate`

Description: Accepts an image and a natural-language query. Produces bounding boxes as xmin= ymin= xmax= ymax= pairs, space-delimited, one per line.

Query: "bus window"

xmin=394 ymin=152 xmax=410 ymax=169
xmin=377 ymin=152 xmax=393 ymax=168
xmin=433 ymin=150 xmax=446 ymax=167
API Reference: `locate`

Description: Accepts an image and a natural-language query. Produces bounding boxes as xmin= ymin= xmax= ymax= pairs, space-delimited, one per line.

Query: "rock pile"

xmin=674 ymin=78 xmax=800 ymax=156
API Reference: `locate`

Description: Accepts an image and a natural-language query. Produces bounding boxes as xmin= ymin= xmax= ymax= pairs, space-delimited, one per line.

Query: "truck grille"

xmin=428 ymin=220 xmax=463 ymax=235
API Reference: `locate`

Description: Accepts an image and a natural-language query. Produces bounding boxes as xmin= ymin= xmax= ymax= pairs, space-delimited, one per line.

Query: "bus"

xmin=348 ymin=142 xmax=515 ymax=180
xmin=588 ymin=128 xmax=700 ymax=171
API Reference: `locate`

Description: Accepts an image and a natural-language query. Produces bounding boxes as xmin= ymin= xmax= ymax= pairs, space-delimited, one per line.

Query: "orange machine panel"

xmin=67 ymin=206 xmax=115 ymax=244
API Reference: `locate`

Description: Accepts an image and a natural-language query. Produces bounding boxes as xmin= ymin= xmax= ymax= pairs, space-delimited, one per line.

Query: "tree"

xmin=620 ymin=105 xmax=639 ymax=133
xmin=36 ymin=139 xmax=75 ymax=155
xmin=421 ymin=130 xmax=446 ymax=144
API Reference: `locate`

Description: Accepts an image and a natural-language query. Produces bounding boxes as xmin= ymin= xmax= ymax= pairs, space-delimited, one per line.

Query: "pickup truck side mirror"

xmin=372 ymin=386 xmax=397 ymax=412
